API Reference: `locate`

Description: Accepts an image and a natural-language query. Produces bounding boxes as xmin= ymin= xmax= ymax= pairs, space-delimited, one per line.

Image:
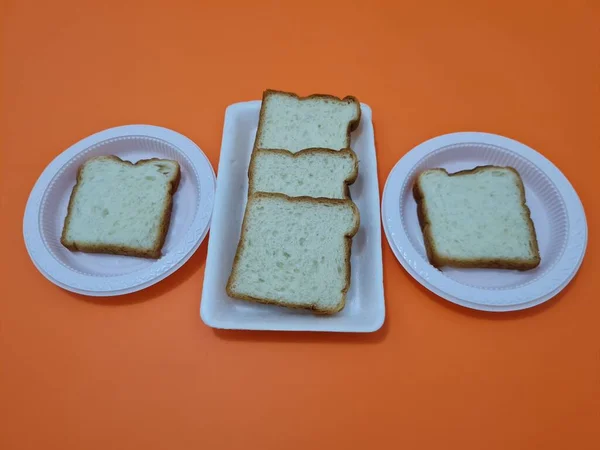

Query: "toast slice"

xmin=61 ymin=155 xmax=181 ymax=259
xmin=226 ymin=192 xmax=360 ymax=313
xmin=248 ymin=148 xmax=358 ymax=199
xmin=254 ymin=89 xmax=361 ymax=153
xmin=413 ymin=166 xmax=541 ymax=270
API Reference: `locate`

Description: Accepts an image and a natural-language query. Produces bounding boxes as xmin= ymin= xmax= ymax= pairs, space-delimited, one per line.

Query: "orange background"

xmin=1 ymin=1 xmax=599 ymax=449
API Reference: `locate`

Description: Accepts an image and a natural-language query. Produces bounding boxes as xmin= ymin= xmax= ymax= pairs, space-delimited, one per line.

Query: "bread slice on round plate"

xmin=60 ymin=155 xmax=180 ymax=259
xmin=413 ymin=165 xmax=541 ymax=270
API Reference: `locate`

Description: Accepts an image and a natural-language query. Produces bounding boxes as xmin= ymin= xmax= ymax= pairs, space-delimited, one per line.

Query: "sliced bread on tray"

xmin=254 ymin=89 xmax=361 ymax=153
xmin=413 ymin=165 xmax=540 ymax=270
xmin=248 ymin=148 xmax=358 ymax=199
xmin=61 ymin=155 xmax=181 ymax=259
xmin=226 ymin=192 xmax=360 ymax=313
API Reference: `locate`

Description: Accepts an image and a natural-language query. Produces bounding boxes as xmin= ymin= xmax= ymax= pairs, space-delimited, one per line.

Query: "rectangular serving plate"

xmin=200 ymin=100 xmax=385 ymax=332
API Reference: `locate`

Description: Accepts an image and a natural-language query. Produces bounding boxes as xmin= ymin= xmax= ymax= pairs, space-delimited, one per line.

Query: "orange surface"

xmin=1 ymin=0 xmax=599 ymax=449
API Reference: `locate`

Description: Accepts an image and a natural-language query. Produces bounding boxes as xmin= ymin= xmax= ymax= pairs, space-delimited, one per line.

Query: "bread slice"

xmin=254 ymin=89 xmax=361 ymax=153
xmin=61 ymin=155 xmax=181 ymax=259
xmin=248 ymin=148 xmax=358 ymax=199
xmin=226 ymin=192 xmax=360 ymax=313
xmin=413 ymin=166 xmax=541 ymax=270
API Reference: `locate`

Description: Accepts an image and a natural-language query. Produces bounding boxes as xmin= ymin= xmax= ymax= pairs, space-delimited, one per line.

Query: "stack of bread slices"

xmin=226 ymin=89 xmax=362 ymax=314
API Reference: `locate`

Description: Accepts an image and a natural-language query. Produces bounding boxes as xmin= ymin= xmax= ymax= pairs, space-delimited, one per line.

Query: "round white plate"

xmin=23 ymin=125 xmax=215 ymax=296
xmin=382 ymin=132 xmax=587 ymax=312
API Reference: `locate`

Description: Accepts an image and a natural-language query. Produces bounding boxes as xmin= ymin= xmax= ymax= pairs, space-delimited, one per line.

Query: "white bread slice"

xmin=248 ymin=148 xmax=358 ymax=199
xmin=61 ymin=155 xmax=181 ymax=259
xmin=413 ymin=166 xmax=540 ymax=270
xmin=226 ymin=193 xmax=360 ymax=313
xmin=254 ymin=89 xmax=361 ymax=153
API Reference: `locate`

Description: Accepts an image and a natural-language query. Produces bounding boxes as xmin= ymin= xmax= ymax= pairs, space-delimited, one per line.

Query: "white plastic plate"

xmin=23 ymin=125 xmax=215 ymax=296
xmin=201 ymin=101 xmax=385 ymax=332
xmin=382 ymin=132 xmax=587 ymax=312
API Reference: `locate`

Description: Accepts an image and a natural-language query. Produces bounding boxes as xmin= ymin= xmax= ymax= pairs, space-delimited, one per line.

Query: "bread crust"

xmin=225 ymin=192 xmax=360 ymax=314
xmin=253 ymin=88 xmax=361 ymax=154
xmin=413 ymin=165 xmax=541 ymax=271
xmin=60 ymin=155 xmax=181 ymax=259
xmin=247 ymin=147 xmax=358 ymax=200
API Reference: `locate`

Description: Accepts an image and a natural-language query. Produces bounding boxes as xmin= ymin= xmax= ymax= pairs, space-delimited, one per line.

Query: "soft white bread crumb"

xmin=249 ymin=148 xmax=358 ymax=199
xmin=255 ymin=90 xmax=360 ymax=153
xmin=61 ymin=156 xmax=180 ymax=259
xmin=226 ymin=193 xmax=360 ymax=313
xmin=414 ymin=166 xmax=540 ymax=270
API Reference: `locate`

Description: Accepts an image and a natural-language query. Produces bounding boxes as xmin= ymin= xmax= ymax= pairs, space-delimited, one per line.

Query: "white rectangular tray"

xmin=200 ymin=100 xmax=385 ymax=332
